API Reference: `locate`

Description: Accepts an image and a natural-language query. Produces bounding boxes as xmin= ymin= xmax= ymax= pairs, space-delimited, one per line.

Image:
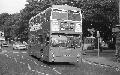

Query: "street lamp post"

xmin=97 ymin=31 xmax=100 ymax=57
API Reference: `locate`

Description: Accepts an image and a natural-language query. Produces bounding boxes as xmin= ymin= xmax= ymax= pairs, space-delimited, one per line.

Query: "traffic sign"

xmin=97 ymin=31 xmax=100 ymax=37
xmin=112 ymin=27 xmax=120 ymax=32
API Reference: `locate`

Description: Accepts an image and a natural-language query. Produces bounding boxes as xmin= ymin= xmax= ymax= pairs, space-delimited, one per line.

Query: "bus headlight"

xmin=77 ymin=54 xmax=80 ymax=62
xmin=52 ymin=53 xmax=55 ymax=58
xmin=75 ymin=23 xmax=82 ymax=32
xmin=51 ymin=52 xmax=55 ymax=62
xmin=51 ymin=21 xmax=60 ymax=31
xmin=77 ymin=54 xmax=80 ymax=57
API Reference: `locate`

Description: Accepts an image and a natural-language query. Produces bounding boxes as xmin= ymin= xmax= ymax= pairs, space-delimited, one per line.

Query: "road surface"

xmin=0 ymin=46 xmax=120 ymax=75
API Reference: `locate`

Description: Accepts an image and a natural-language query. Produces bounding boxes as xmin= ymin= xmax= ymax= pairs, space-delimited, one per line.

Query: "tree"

xmin=77 ymin=0 xmax=118 ymax=42
xmin=0 ymin=13 xmax=10 ymax=27
xmin=1 ymin=0 xmax=116 ymax=42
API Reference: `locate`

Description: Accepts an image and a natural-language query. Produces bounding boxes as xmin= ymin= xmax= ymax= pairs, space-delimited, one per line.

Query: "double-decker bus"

xmin=28 ymin=5 xmax=82 ymax=62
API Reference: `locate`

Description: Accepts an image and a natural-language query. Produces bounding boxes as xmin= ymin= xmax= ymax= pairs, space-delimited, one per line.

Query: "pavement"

xmin=82 ymin=49 xmax=120 ymax=71
xmin=0 ymin=47 xmax=61 ymax=75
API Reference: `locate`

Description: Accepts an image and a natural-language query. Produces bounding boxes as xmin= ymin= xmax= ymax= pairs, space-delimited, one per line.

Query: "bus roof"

xmin=52 ymin=5 xmax=81 ymax=11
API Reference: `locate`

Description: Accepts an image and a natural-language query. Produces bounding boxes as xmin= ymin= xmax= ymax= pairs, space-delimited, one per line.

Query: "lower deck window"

xmin=51 ymin=34 xmax=81 ymax=48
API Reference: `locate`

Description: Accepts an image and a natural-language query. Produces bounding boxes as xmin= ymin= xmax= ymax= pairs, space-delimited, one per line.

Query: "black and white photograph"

xmin=0 ymin=0 xmax=120 ymax=75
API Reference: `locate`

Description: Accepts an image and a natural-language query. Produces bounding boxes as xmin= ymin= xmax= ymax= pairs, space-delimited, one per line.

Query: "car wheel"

xmin=13 ymin=47 xmax=17 ymax=50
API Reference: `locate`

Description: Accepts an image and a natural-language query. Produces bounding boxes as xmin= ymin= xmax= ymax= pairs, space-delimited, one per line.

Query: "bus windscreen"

xmin=51 ymin=35 xmax=67 ymax=47
xmin=51 ymin=34 xmax=81 ymax=48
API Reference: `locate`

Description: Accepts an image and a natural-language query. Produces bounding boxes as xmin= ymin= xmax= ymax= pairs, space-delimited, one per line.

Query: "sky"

xmin=0 ymin=0 xmax=27 ymax=14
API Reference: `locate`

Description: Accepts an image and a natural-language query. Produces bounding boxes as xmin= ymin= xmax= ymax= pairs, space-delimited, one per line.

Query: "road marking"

xmin=41 ymin=72 xmax=45 ymax=75
xmin=36 ymin=70 xmax=46 ymax=75
xmin=1 ymin=50 xmax=7 ymax=53
xmin=53 ymin=69 xmax=61 ymax=75
xmin=9 ymin=56 xmax=12 ymax=58
xmin=22 ymin=62 xmax=25 ymax=65
xmin=52 ymin=68 xmax=55 ymax=70
xmin=19 ymin=61 xmax=22 ymax=63
xmin=52 ymin=68 xmax=61 ymax=74
xmin=36 ymin=70 xmax=42 ymax=74
xmin=82 ymin=59 xmax=120 ymax=72
xmin=13 ymin=52 xmax=19 ymax=53
xmin=44 ymin=65 xmax=46 ymax=67
xmin=27 ymin=64 xmax=31 ymax=70
xmin=34 ymin=61 xmax=39 ymax=65
xmin=21 ymin=56 xmax=24 ymax=58
xmin=32 ymin=70 xmax=35 ymax=72
xmin=14 ymin=58 xmax=17 ymax=62
xmin=116 ymin=68 xmax=120 ymax=71
xmin=4 ymin=54 xmax=7 ymax=55
xmin=22 ymin=52 xmax=27 ymax=53
xmin=101 ymin=64 xmax=104 ymax=67
xmin=17 ymin=54 xmax=19 ymax=56
xmin=5 ymin=54 xmax=9 ymax=57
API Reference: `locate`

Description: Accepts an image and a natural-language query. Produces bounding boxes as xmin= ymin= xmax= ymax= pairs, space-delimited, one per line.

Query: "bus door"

xmin=51 ymin=34 xmax=66 ymax=57
xmin=65 ymin=35 xmax=81 ymax=57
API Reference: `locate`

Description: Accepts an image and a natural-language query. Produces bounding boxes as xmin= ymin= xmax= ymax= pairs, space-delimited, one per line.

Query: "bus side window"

xmin=29 ymin=37 xmax=35 ymax=46
xmin=45 ymin=36 xmax=49 ymax=46
xmin=38 ymin=35 xmax=43 ymax=43
xmin=45 ymin=9 xmax=51 ymax=21
xmin=31 ymin=38 xmax=34 ymax=43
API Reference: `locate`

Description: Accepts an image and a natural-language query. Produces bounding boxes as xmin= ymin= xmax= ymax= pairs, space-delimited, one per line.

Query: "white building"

xmin=0 ymin=31 xmax=4 ymax=37
xmin=0 ymin=31 xmax=5 ymax=45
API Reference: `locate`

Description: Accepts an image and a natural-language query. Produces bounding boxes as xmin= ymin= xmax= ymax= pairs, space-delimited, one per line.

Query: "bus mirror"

xmin=46 ymin=41 xmax=49 ymax=45
xmin=46 ymin=37 xmax=49 ymax=41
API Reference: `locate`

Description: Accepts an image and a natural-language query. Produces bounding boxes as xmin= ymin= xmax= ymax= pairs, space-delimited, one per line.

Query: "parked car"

xmin=1 ymin=43 xmax=9 ymax=47
xmin=13 ymin=42 xmax=27 ymax=50
xmin=0 ymin=45 xmax=2 ymax=52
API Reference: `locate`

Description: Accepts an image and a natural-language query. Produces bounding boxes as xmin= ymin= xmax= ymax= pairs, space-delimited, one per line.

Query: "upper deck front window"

xmin=52 ymin=9 xmax=68 ymax=20
xmin=52 ymin=9 xmax=81 ymax=21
